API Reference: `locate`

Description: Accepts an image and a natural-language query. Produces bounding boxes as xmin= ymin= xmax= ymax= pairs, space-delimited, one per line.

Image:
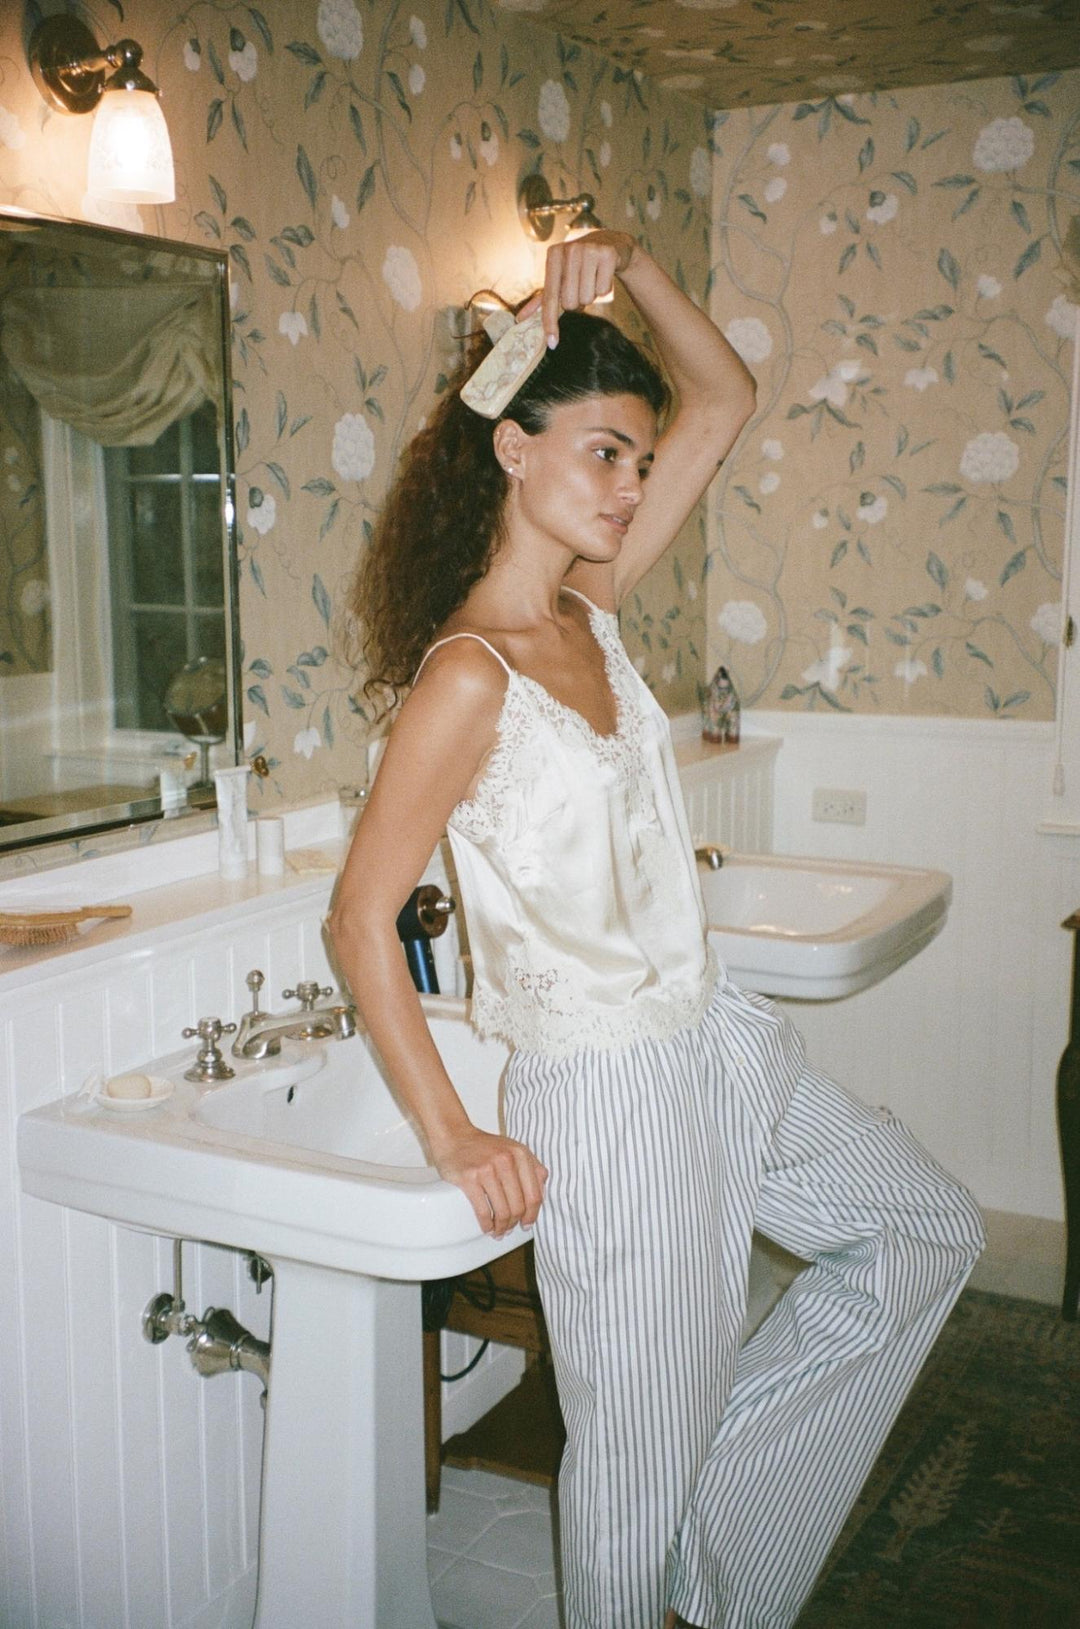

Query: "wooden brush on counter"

xmin=0 ymin=904 xmax=133 ymax=947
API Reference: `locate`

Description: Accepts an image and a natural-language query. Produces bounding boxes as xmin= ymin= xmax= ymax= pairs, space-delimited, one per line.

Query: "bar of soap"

xmin=105 ymin=1072 xmax=152 ymax=1100
xmin=460 ymin=311 xmax=548 ymax=419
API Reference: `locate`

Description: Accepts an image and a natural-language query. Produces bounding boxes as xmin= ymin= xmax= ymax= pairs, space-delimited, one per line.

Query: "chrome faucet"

xmin=231 ymin=969 xmax=357 ymax=1060
xmin=694 ymin=843 xmax=727 ymax=871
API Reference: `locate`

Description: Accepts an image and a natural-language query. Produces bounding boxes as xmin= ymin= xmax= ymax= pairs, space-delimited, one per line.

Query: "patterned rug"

xmin=797 ymin=1290 xmax=1080 ymax=1628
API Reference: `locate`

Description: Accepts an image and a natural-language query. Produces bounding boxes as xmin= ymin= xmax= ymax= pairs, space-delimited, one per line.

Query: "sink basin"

xmin=703 ymin=852 xmax=951 ymax=1000
xmin=18 ymin=994 xmax=522 ymax=1282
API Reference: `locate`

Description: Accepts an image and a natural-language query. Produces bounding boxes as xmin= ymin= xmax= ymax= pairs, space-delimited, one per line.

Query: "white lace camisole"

xmin=418 ymin=590 xmax=718 ymax=1057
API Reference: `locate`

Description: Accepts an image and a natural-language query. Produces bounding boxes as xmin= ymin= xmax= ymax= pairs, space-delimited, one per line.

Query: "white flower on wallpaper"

xmin=802 ymin=645 xmax=851 ymax=688
xmin=766 ymin=142 xmax=790 ymax=166
xmin=819 ymin=214 xmax=838 ymax=235
xmin=724 ymin=317 xmax=772 ymax=364
xmin=811 ymin=509 xmax=829 ymax=529
xmin=964 ymin=578 xmax=988 ymax=600
xmin=409 ymin=15 xmax=427 ymax=47
xmin=1031 ymin=603 xmax=1062 ymax=645
xmin=599 ymin=141 xmax=611 ymax=168
xmin=904 ymin=366 xmax=939 ymax=390
xmin=759 ymin=472 xmax=780 ymax=494
xmin=279 ymin=311 xmax=308 ymax=345
xmin=762 ymin=438 xmax=783 ymax=460
xmin=894 ymin=657 xmax=928 ymax=682
xmin=856 ymin=494 xmax=887 ymax=524
xmin=229 ymin=41 xmax=258 ymax=81
xmin=690 ymin=146 xmax=711 ymax=197
xmin=646 ymin=189 xmax=662 ymax=220
xmin=686 ymin=580 xmax=698 ymax=601
xmin=600 ymin=100 xmax=613 ymax=126
xmin=866 ymin=193 xmax=898 ymax=224
xmin=0 ymin=104 xmax=25 ymax=152
xmin=480 ymin=129 xmax=500 ymax=166
xmin=973 ymin=116 xmax=1035 ymax=172
xmin=959 ymin=431 xmax=1020 ymax=483
xmin=382 ymin=245 xmax=422 ymax=310
xmin=294 ymin=726 xmax=322 ymax=759
xmin=246 ymin=492 xmax=276 ymax=534
xmin=331 ymin=195 xmax=350 ymax=229
xmin=661 ymin=661 xmax=677 ymax=683
xmin=332 ymin=413 xmax=376 ymax=481
xmin=317 ymin=0 xmax=363 ymax=60
xmin=409 ymin=64 xmax=426 ymax=95
xmin=764 ymin=177 xmax=788 ymax=203
xmin=809 ymin=360 xmax=865 ymax=408
xmin=183 ymin=40 xmax=201 ymax=71
xmin=19 ymin=578 xmax=48 ymax=617
xmin=718 ymin=600 xmax=767 ymax=643
xmin=449 ymin=134 xmax=462 ymax=159
xmin=977 ymin=274 xmax=1002 ymax=298
xmin=1046 ymin=293 xmax=1079 ymax=341
xmin=538 ymin=80 xmax=571 ymax=142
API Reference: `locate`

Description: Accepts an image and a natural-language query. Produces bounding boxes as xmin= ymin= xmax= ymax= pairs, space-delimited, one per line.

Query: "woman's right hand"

xmin=431 ymin=1125 xmax=548 ymax=1237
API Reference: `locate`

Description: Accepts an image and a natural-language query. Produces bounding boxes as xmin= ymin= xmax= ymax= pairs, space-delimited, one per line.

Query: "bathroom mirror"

xmin=0 ymin=209 xmax=240 ymax=852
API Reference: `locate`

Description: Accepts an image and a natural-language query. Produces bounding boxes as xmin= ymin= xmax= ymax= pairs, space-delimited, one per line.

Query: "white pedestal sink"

xmin=18 ymin=998 xmax=522 ymax=1629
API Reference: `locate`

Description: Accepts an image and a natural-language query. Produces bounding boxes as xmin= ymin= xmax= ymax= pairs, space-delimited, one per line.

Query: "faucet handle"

xmin=245 ymin=969 xmax=265 ymax=1012
xmin=283 ymin=981 xmax=333 ymax=1011
xmin=181 ymin=1017 xmax=238 ymax=1083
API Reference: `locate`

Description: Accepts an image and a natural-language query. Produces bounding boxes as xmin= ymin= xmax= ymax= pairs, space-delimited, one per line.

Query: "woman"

xmin=330 ymin=232 xmax=984 ymax=1629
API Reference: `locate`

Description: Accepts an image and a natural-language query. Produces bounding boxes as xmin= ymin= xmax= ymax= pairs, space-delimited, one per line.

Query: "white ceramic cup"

xmin=256 ymin=815 xmax=286 ymax=877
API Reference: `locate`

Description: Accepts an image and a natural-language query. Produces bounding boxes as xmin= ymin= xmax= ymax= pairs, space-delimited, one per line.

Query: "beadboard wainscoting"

xmin=748 ymin=710 xmax=1080 ymax=1224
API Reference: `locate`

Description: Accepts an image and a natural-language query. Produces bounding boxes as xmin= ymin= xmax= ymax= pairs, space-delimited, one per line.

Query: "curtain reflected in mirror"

xmin=0 ymin=212 xmax=239 ymax=851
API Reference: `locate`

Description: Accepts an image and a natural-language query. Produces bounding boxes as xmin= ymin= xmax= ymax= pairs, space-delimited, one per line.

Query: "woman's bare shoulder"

xmin=409 ymin=627 xmax=511 ymax=715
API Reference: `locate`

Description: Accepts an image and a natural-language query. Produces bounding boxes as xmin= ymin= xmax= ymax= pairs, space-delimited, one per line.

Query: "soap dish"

xmin=90 ymin=1075 xmax=175 ymax=1113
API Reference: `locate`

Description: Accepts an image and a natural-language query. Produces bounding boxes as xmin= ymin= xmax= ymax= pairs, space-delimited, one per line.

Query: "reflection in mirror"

xmin=0 ymin=211 xmax=240 ymax=851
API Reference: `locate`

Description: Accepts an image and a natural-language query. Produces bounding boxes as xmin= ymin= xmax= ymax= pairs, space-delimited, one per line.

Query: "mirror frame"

xmin=0 ymin=209 xmax=242 ymax=854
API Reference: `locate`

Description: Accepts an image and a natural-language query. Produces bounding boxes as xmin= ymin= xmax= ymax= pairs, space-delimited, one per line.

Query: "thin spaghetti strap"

xmin=414 ymin=631 xmax=514 ymax=684
xmin=561 ymin=585 xmax=606 ymax=614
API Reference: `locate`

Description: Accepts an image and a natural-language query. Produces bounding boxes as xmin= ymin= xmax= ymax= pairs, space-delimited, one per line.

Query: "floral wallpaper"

xmin=0 ymin=0 xmax=713 ymax=810
xmin=705 ymin=70 xmax=1080 ymax=717
xmin=504 ymin=0 xmax=1080 ymax=111
xmin=0 ymin=355 xmax=46 ymax=677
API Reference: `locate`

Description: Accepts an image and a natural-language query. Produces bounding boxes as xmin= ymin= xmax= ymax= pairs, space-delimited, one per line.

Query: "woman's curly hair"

xmin=351 ymin=309 xmax=668 ymax=712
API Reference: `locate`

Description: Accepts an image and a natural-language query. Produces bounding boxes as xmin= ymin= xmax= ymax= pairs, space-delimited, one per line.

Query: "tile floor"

xmin=429 ymin=1467 xmax=562 ymax=1629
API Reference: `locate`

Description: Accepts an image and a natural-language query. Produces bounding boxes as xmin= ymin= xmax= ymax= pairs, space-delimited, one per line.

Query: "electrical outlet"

xmin=812 ymin=787 xmax=867 ymax=825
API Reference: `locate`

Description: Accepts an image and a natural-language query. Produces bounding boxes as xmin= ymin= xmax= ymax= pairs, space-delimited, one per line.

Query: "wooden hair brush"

xmin=0 ymin=904 xmax=133 ymax=947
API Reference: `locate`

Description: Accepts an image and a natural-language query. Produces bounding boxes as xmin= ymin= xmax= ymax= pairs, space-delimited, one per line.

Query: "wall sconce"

xmin=29 ymin=16 xmax=175 ymax=205
xmin=518 ymin=176 xmax=613 ymax=300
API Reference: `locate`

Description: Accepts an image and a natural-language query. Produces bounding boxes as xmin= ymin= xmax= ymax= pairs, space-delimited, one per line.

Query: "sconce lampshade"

xmin=88 ymin=85 xmax=175 ymax=204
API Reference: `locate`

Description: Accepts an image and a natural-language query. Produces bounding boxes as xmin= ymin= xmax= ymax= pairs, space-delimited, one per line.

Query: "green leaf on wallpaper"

xmin=1014 ymin=236 xmax=1044 ymax=277
xmin=838 ymin=294 xmax=855 ymax=318
xmin=1000 ymin=550 xmax=1027 ymax=584
xmin=905 ymin=117 xmax=920 ymax=151
xmin=978 ymin=341 xmax=1008 ymax=368
xmin=266 ymin=462 xmax=290 ymax=498
xmin=858 ymin=139 xmax=874 ymax=172
xmin=953 ymin=188 xmax=980 ymax=221
xmin=298 ymin=647 xmax=328 ymax=667
xmin=356 ymin=166 xmax=376 ymax=212
xmin=884 ymin=627 xmax=911 ymax=646
xmin=195 ymin=211 xmax=221 ymax=240
xmin=297 ymin=146 xmax=318 ymax=207
xmin=1014 ymin=75 xmax=1029 ymax=98
xmin=733 ymin=485 xmax=761 ymax=512
xmin=847 ymin=623 xmax=869 ymax=645
xmin=464 ymin=180 xmax=477 ymax=215
xmin=1011 ymin=416 xmax=1036 ymax=434
xmin=844 ymin=209 xmax=860 ymax=233
xmin=1011 ymin=199 xmax=1032 ymax=235
xmin=312 ymin=575 xmax=332 ymax=627
xmin=865 ymin=242 xmax=882 ymax=270
xmin=838 ymin=244 xmax=856 ymax=274
xmin=1015 ymin=390 xmax=1045 ymax=411
xmin=236 ymin=408 xmax=250 ymax=453
xmin=473 ymin=50 xmax=483 ymax=91
xmin=937 ymin=248 xmax=960 ymax=290
xmin=833 ymin=98 xmax=869 ymax=126
xmin=249 ymin=658 xmax=272 ymax=678
xmin=939 ymin=496 xmax=968 ymax=524
xmin=208 ymin=39 xmax=225 ymax=86
xmin=916 ymin=305 xmax=953 ymax=320
xmin=985 ymin=687 xmax=1002 ymax=711
xmin=348 ymin=105 xmax=366 ymax=151
xmin=210 ymin=175 xmax=227 ymax=212
xmin=814 ymin=608 xmax=838 ymax=624
xmin=231 ymin=216 xmax=256 ymax=241
xmin=249 ymin=556 xmax=265 ymax=595
xmin=287 ymin=664 xmax=310 ymax=689
xmin=996 ymin=509 xmax=1017 ymax=545
xmin=793 ymin=103 xmax=815 ymax=122
xmin=1023 ymin=100 xmax=1050 ymax=117
xmin=933 ymin=174 xmax=975 ymax=189
xmin=924 ymin=482 xmax=961 ymax=494
xmin=319 ymin=501 xmax=339 ymax=542
xmin=850 ymin=606 xmax=873 ymax=619
xmin=247 ymin=9 xmax=274 ymax=53
xmin=830 ymin=540 xmax=848 ymax=567
xmin=232 ymin=101 xmax=248 ymax=152
xmin=457 ymin=0 xmax=481 ymax=34
xmin=1030 ymin=72 xmax=1060 ymax=93
xmin=967 ymin=643 xmax=993 ymax=668
xmin=737 ymin=194 xmax=766 ymax=223
xmin=386 ymin=71 xmax=412 ymax=121
xmin=831 ymin=587 xmax=848 ymax=608
xmin=882 ymin=474 xmax=907 ymax=499
xmin=306 ymin=71 xmax=328 ymax=110
xmin=323 ymin=706 xmax=335 ymax=749
xmin=287 ymin=42 xmax=322 ymax=66
xmin=920 ymin=129 xmax=948 ymax=150
xmin=849 ymin=441 xmax=865 ymax=473
xmin=281 ymin=225 xmax=314 ymax=248
xmin=857 ymin=541 xmax=872 ymax=564
xmin=364 ymin=398 xmax=384 ymax=422
xmin=943 ymin=350 xmax=956 ymax=383
xmin=229 ymin=243 xmax=252 ymax=279
xmin=282 ymin=686 xmax=306 ymax=709
xmin=309 ymin=294 xmax=321 ymax=341
xmin=932 ymin=647 xmax=944 ymax=677
xmin=303 ymin=478 xmax=336 ymax=497
xmin=264 ymin=255 xmax=291 ymax=288
xmin=207 ymin=99 xmax=224 ymax=143
xmin=891 ymin=170 xmax=917 ymax=193
xmin=825 ymin=404 xmax=859 ymax=429
xmin=894 ymin=335 xmax=920 ymax=352
xmin=337 ymin=292 xmax=358 ymax=330
xmin=926 ymin=551 xmax=948 ymax=589
xmin=247 ymin=683 xmax=269 ymax=716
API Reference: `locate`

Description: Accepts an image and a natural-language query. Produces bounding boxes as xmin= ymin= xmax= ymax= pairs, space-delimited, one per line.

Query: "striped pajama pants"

xmin=503 ymin=975 xmax=985 ymax=1629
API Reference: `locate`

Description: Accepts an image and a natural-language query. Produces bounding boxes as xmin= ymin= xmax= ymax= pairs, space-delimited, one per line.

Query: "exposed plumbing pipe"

xmin=142 ymin=1239 xmax=271 ymax=1397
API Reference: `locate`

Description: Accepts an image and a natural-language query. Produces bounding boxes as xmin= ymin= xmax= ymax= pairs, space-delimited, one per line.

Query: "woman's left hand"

xmin=520 ymin=230 xmax=639 ymax=346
